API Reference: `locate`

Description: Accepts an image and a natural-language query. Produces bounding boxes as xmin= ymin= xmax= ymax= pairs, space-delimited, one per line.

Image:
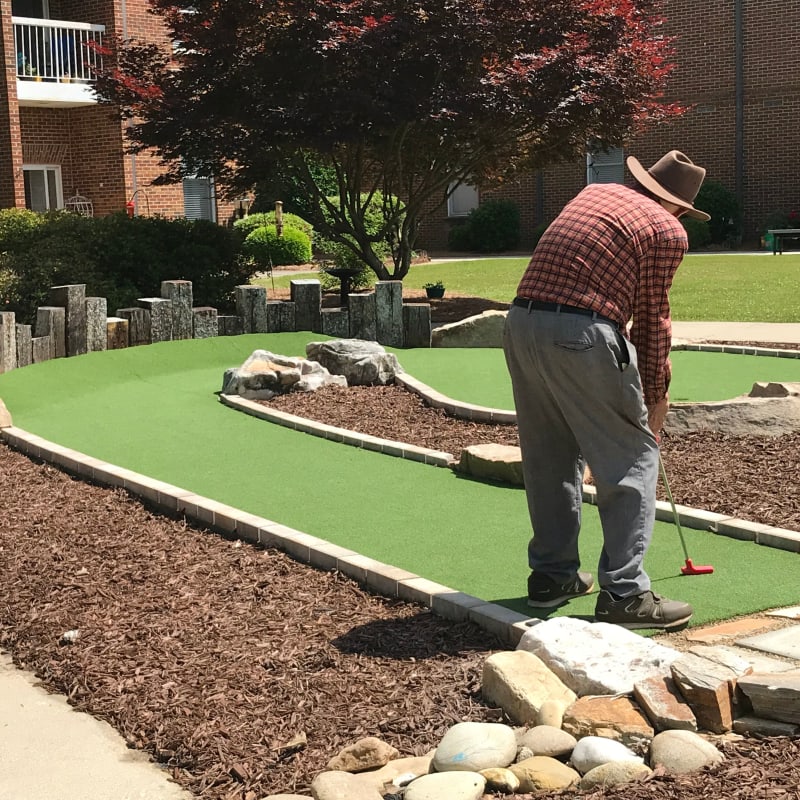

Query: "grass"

xmin=255 ymin=253 xmax=800 ymax=322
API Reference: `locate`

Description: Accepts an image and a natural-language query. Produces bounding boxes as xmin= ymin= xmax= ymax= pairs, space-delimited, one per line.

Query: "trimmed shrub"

xmin=682 ymin=217 xmax=712 ymax=250
xmin=694 ymin=180 xmax=741 ymax=245
xmin=242 ymin=225 xmax=312 ymax=268
xmin=446 ymin=199 xmax=521 ymax=252
xmin=233 ymin=211 xmax=314 ymax=240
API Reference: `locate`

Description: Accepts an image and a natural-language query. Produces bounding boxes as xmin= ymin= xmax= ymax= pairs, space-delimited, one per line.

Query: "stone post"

xmin=35 ymin=307 xmax=66 ymax=359
xmin=348 ymin=292 xmax=377 ymax=341
xmin=321 ymin=308 xmax=350 ymax=338
xmin=402 ymin=303 xmax=432 ymax=348
xmin=116 ymin=308 xmax=151 ymax=346
xmin=235 ymin=285 xmax=269 ymax=333
xmin=375 ymin=281 xmax=404 ymax=347
xmin=218 ymin=316 xmax=244 ymax=336
xmin=31 ymin=337 xmax=52 ymax=364
xmin=49 ymin=284 xmax=87 ymax=357
xmin=15 ymin=324 xmax=32 ymax=368
xmin=278 ymin=302 xmax=296 ymax=333
xmin=139 ymin=298 xmax=173 ymax=342
xmin=86 ymin=297 xmax=108 ymax=352
xmin=106 ymin=318 xmax=129 ymax=350
xmin=290 ymin=279 xmax=322 ymax=332
xmin=192 ymin=307 xmax=219 ymax=339
xmin=0 ymin=311 xmax=16 ymax=373
xmin=161 ymin=280 xmax=194 ymax=340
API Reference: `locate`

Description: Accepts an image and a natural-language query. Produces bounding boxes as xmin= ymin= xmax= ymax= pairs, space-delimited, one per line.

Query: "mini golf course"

xmin=1 ymin=333 xmax=799 ymax=628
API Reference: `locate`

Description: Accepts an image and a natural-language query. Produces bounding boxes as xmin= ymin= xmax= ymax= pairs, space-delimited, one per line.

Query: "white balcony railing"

xmin=13 ymin=17 xmax=105 ymax=84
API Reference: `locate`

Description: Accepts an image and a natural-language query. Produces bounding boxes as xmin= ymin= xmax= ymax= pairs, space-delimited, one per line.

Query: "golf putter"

xmin=658 ymin=454 xmax=714 ymax=576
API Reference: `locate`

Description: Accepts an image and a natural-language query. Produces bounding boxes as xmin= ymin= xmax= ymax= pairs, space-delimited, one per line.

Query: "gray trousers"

xmin=503 ymin=305 xmax=659 ymax=597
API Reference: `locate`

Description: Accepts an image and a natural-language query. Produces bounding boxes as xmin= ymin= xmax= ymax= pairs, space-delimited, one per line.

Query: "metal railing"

xmin=13 ymin=16 xmax=105 ymax=83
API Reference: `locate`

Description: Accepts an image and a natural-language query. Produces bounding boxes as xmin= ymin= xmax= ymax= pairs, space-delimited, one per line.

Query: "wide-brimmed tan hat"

xmin=627 ymin=150 xmax=710 ymax=221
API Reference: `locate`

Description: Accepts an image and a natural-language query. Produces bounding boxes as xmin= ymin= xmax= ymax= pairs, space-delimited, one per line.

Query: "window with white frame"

xmin=183 ymin=175 xmax=216 ymax=221
xmin=587 ymin=146 xmax=624 ymax=185
xmin=447 ymin=182 xmax=479 ymax=217
xmin=23 ymin=165 xmax=62 ymax=211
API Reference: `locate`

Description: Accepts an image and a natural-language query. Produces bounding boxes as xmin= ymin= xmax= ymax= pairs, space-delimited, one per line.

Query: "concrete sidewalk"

xmin=672 ymin=321 xmax=800 ymax=344
xmin=0 ymin=653 xmax=190 ymax=800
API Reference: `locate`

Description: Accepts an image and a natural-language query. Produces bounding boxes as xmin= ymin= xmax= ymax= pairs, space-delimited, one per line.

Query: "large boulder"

xmin=306 ymin=339 xmax=402 ymax=385
xmin=431 ymin=310 xmax=507 ymax=348
xmin=221 ymin=350 xmax=346 ymax=400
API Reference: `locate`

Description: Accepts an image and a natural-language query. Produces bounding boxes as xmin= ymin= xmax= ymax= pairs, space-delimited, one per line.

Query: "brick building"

xmin=0 ymin=0 xmax=235 ymax=221
xmin=419 ymin=1 xmax=797 ymax=251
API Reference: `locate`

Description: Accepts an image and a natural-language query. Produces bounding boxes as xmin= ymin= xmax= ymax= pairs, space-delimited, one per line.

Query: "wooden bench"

xmin=768 ymin=228 xmax=800 ymax=254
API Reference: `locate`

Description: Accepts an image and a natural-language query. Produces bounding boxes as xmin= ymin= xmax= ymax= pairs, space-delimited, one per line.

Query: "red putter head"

xmin=681 ymin=558 xmax=714 ymax=575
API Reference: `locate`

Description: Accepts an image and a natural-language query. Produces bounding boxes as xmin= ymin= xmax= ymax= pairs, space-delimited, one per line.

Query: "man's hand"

xmin=647 ymin=394 xmax=670 ymax=437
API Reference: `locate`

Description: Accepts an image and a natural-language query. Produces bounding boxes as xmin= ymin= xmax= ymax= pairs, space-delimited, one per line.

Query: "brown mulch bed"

xmin=2 ymin=293 xmax=800 ymax=798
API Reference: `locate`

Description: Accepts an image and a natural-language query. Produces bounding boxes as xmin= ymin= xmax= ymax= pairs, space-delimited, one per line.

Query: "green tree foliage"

xmin=447 ymin=199 xmax=521 ymax=252
xmin=97 ymin=0 xmax=681 ymax=281
xmin=694 ymin=181 xmax=741 ymax=245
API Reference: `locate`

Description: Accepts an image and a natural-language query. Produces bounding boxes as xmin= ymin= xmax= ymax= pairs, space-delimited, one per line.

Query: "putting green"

xmin=1 ymin=336 xmax=798 ymax=628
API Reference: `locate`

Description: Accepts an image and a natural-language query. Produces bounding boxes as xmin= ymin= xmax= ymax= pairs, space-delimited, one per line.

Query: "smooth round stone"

xmin=570 ymin=736 xmax=642 ymax=775
xmin=519 ymin=725 xmax=577 ymax=759
xmin=538 ymin=699 xmax=566 ymax=728
xmin=649 ymin=730 xmax=724 ymax=775
xmin=432 ymin=722 xmax=517 ymax=772
xmin=479 ymin=767 xmax=520 ymax=793
xmin=579 ymin=760 xmax=653 ymax=789
xmin=404 ymin=771 xmax=486 ymax=800
xmin=510 ymin=756 xmax=580 ymax=792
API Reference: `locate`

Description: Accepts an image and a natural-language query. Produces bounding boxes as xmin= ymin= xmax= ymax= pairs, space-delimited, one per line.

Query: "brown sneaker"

xmin=527 ymin=571 xmax=594 ymax=608
xmin=594 ymin=589 xmax=693 ymax=630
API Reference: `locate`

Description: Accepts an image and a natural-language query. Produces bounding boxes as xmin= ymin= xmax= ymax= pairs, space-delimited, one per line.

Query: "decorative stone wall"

xmin=0 ymin=279 xmax=433 ymax=373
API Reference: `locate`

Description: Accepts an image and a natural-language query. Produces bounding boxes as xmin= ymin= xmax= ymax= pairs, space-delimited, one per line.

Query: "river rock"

xmin=306 ymin=339 xmax=402 ymax=385
xmin=569 ymin=736 xmax=643 ymax=775
xmin=517 ymin=726 xmax=576 ymax=759
xmin=264 ymin=796 xmax=312 ymax=800
xmin=310 ymin=769 xmax=383 ymax=800
xmin=517 ymin=617 xmax=679 ymax=695
xmin=351 ymin=753 xmax=433 ymax=794
xmin=0 ymin=397 xmax=11 ymax=428
xmin=432 ymin=722 xmax=517 ymax=772
xmin=579 ymin=760 xmax=653 ymax=790
xmin=537 ymin=699 xmax=566 ymax=728
xmin=478 ymin=767 xmax=520 ymax=793
xmin=563 ymin=695 xmax=654 ymax=747
xmin=482 ymin=650 xmax=576 ymax=725
xmin=510 ymin=755 xmax=580 ymax=792
xmin=326 ymin=737 xmax=400 ymax=772
xmin=403 ymin=771 xmax=485 ymax=800
xmin=649 ymin=729 xmax=724 ymax=774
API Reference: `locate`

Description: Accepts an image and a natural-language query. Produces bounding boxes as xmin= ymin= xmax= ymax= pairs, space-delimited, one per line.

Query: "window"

xmin=11 ymin=0 xmax=49 ymax=18
xmin=23 ymin=165 xmax=62 ymax=211
xmin=183 ymin=175 xmax=216 ymax=221
xmin=447 ymin=182 xmax=479 ymax=217
xmin=587 ymin=147 xmax=624 ymax=185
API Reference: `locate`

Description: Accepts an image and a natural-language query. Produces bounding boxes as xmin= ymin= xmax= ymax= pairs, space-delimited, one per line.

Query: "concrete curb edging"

xmin=0 ymin=424 xmax=532 ymax=646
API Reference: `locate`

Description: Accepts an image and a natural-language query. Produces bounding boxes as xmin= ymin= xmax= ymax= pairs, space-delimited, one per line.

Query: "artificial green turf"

xmin=394 ymin=348 xmax=800 ymax=409
xmin=1 ymin=335 xmax=799 ymax=628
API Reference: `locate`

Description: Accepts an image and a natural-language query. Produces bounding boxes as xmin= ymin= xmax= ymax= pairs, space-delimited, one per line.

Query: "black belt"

xmin=512 ymin=297 xmax=616 ymax=326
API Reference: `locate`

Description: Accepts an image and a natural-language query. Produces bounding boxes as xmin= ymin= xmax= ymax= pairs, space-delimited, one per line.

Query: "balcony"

xmin=13 ymin=16 xmax=105 ymax=108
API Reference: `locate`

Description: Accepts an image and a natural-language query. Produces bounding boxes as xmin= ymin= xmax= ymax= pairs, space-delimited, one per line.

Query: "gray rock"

xmin=649 ymin=730 xmax=724 ymax=775
xmin=306 ymin=339 xmax=402 ymax=385
xmin=517 ymin=618 xmax=679 ymax=696
xmin=737 ymin=671 xmax=800 ymax=724
xmin=518 ymin=726 xmax=576 ymax=759
xmin=403 ymin=771 xmax=485 ymax=800
xmin=431 ymin=309 xmax=507 ymax=348
xmin=454 ymin=444 xmax=523 ymax=486
xmin=0 ymin=397 xmax=12 ymax=428
xmin=432 ymin=722 xmax=517 ymax=772
xmin=579 ymin=760 xmax=653 ymax=790
xmin=482 ymin=650 xmax=576 ymax=725
xmin=569 ymin=736 xmax=642 ymax=775
xmin=221 ymin=349 xmax=346 ymax=399
xmin=666 ymin=395 xmax=800 ymax=437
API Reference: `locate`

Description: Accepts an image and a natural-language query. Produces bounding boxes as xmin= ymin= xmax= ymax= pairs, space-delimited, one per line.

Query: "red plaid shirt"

xmin=516 ymin=183 xmax=688 ymax=405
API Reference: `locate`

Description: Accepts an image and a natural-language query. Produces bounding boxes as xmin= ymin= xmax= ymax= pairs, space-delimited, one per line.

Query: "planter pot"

xmin=425 ymin=287 xmax=445 ymax=299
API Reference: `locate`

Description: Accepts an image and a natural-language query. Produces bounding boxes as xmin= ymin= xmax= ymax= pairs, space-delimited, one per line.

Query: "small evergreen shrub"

xmin=233 ymin=211 xmax=314 ymax=240
xmin=446 ymin=199 xmax=521 ymax=252
xmin=682 ymin=217 xmax=712 ymax=250
xmin=694 ymin=181 xmax=741 ymax=245
xmin=242 ymin=225 xmax=312 ymax=268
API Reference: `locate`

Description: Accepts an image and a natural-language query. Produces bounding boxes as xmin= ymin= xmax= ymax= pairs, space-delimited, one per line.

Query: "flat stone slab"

xmin=689 ymin=644 xmax=798 ymax=674
xmin=737 ymin=625 xmax=800 ymax=660
xmin=767 ymin=606 xmax=800 ymax=620
xmin=686 ymin=617 xmax=783 ymax=643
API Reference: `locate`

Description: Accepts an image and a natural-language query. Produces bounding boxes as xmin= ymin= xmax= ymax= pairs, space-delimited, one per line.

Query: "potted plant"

xmin=423 ymin=279 xmax=445 ymax=299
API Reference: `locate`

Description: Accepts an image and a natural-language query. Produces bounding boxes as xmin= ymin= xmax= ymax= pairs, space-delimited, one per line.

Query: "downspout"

xmin=734 ymin=0 xmax=744 ymax=229
xmin=120 ymin=0 xmax=138 ymax=213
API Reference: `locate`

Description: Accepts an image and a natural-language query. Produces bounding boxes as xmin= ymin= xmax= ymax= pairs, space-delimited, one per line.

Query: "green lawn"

xmin=257 ymin=253 xmax=800 ymax=322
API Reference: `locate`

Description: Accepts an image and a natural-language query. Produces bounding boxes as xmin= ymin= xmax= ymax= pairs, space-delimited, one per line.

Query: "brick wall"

xmin=0 ymin=0 xmax=25 ymax=207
